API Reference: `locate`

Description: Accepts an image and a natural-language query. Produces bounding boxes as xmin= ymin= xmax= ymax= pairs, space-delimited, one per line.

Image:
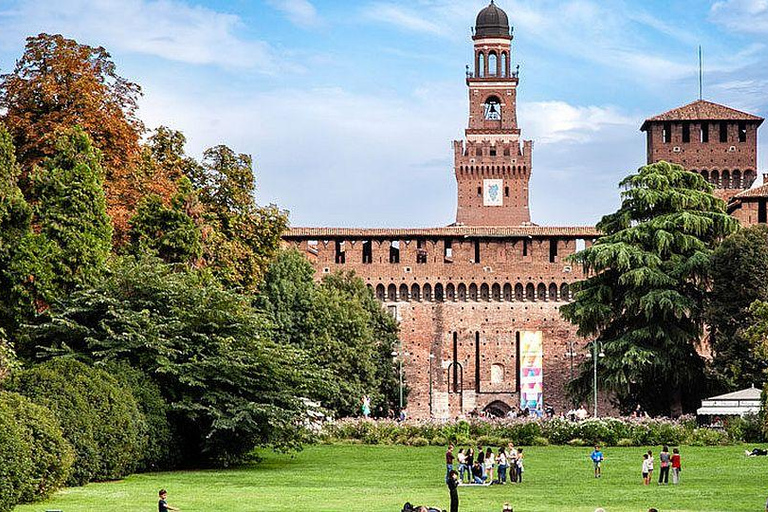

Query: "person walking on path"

xmin=158 ymin=490 xmax=180 ymax=512
xmin=671 ymin=447 xmax=682 ymax=485
xmin=447 ymin=469 xmax=460 ymax=512
xmin=658 ymin=445 xmax=671 ymax=485
xmin=590 ymin=445 xmax=604 ymax=478
xmin=445 ymin=444 xmax=455 ymax=483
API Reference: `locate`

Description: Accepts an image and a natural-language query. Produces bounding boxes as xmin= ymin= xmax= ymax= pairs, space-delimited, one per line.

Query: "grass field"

xmin=15 ymin=444 xmax=768 ymax=512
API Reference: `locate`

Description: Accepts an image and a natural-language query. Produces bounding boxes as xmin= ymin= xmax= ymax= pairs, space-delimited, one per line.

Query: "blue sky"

xmin=1 ymin=0 xmax=766 ymax=227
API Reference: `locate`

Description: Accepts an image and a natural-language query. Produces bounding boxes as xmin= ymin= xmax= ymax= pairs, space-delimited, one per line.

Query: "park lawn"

xmin=15 ymin=444 xmax=768 ymax=512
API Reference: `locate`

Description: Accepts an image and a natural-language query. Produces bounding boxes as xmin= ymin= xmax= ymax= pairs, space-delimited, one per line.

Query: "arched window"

xmin=492 ymin=283 xmax=501 ymax=301
xmin=399 ymin=284 xmax=409 ymax=301
xmin=488 ymin=51 xmax=498 ymax=76
xmin=387 ymin=284 xmax=397 ymax=302
xmin=458 ymin=283 xmax=467 ymax=301
xmin=376 ymin=284 xmax=385 ymax=301
xmin=722 ymin=170 xmax=731 ymax=188
xmin=745 ymin=170 xmax=755 ymax=187
xmin=446 ymin=283 xmax=456 ymax=301
xmin=701 ymin=170 xmax=709 ymax=182
xmin=503 ymin=283 xmax=512 ymax=301
xmin=537 ymin=283 xmax=547 ymax=301
xmin=469 ymin=283 xmax=479 ymax=301
xmin=491 ymin=363 xmax=505 ymax=384
xmin=423 ymin=283 xmax=432 ymax=302
xmin=411 ymin=283 xmax=421 ymax=302
xmin=525 ymin=283 xmax=535 ymax=301
xmin=733 ymin=170 xmax=742 ymax=189
xmin=711 ymin=170 xmax=719 ymax=186
xmin=477 ymin=52 xmax=485 ymax=77
xmin=434 ymin=283 xmax=444 ymax=302
xmin=501 ymin=52 xmax=508 ymax=77
xmin=560 ymin=283 xmax=571 ymax=302
xmin=480 ymin=283 xmax=490 ymax=301
xmin=515 ymin=283 xmax=524 ymax=301
xmin=483 ymin=95 xmax=501 ymax=121
xmin=549 ymin=283 xmax=558 ymax=302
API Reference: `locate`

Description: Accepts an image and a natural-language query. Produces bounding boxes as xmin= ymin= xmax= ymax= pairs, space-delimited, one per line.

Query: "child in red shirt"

xmin=671 ymin=448 xmax=682 ymax=485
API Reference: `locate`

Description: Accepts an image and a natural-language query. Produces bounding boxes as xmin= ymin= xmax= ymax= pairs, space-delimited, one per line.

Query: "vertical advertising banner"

xmin=483 ymin=179 xmax=503 ymax=206
xmin=520 ymin=331 xmax=543 ymax=414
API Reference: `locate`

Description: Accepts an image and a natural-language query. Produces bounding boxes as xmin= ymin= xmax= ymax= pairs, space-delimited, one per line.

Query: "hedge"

xmin=0 ymin=398 xmax=32 ymax=512
xmin=5 ymin=358 xmax=147 ymax=485
xmin=319 ymin=416 xmax=762 ymax=447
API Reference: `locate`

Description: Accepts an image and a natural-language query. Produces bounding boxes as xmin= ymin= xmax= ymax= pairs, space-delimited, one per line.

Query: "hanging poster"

xmin=483 ymin=179 xmax=503 ymax=206
xmin=519 ymin=330 xmax=543 ymax=414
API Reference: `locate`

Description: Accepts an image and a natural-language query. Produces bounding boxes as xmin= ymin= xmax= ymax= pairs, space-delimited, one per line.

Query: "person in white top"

xmin=457 ymin=449 xmax=468 ymax=483
xmin=642 ymin=453 xmax=651 ymax=485
xmin=484 ymin=447 xmax=495 ymax=483
xmin=497 ymin=447 xmax=508 ymax=484
xmin=646 ymin=450 xmax=654 ymax=484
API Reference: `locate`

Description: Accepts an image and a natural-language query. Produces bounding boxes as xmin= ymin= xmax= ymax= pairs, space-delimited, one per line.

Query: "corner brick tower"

xmin=454 ymin=1 xmax=532 ymax=226
xmin=641 ymin=99 xmax=764 ymax=204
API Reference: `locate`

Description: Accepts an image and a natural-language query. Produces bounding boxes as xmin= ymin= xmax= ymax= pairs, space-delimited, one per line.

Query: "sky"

xmin=0 ymin=0 xmax=767 ymax=228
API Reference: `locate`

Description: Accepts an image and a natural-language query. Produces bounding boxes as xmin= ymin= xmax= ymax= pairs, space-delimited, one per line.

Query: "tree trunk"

xmin=670 ymin=386 xmax=683 ymax=418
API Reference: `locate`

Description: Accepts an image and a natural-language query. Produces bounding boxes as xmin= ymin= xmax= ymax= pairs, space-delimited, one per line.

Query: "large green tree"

xmin=26 ymin=256 xmax=319 ymax=465
xmin=258 ymin=249 xmax=401 ymax=417
xmin=707 ymin=225 xmax=768 ymax=388
xmin=562 ymin=161 xmax=738 ymax=416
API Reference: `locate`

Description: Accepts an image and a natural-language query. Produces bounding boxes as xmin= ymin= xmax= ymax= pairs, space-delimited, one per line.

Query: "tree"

xmin=29 ymin=127 xmax=112 ymax=296
xmin=561 ymin=161 xmax=738 ymax=416
xmin=128 ymin=178 xmax=202 ymax=265
xmin=707 ymin=225 xmax=768 ymax=388
xmin=257 ymin=250 xmax=401 ymax=417
xmin=0 ymin=123 xmax=54 ymax=335
xmin=744 ymin=300 xmax=768 ymax=439
xmin=26 ymin=256 xmax=320 ymax=466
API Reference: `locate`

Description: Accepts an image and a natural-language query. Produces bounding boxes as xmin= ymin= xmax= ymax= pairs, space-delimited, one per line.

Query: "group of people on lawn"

xmin=446 ymin=443 xmax=524 ymax=485
xmin=590 ymin=445 xmax=682 ymax=485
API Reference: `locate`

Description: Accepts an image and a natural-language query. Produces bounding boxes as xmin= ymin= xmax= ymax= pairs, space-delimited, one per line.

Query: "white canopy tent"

xmin=696 ymin=386 xmax=763 ymax=417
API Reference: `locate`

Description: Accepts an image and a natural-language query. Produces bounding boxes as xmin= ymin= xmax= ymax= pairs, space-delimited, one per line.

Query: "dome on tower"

xmin=474 ymin=1 xmax=511 ymax=38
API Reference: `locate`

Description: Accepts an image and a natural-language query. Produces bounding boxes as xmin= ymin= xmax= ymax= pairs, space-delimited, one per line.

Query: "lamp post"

xmin=587 ymin=341 xmax=605 ymax=417
xmin=428 ymin=353 xmax=435 ymax=418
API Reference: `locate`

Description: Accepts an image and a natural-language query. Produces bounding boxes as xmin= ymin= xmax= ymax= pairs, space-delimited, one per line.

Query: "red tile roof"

xmin=733 ymin=183 xmax=768 ymax=199
xmin=285 ymin=226 xmax=600 ymax=238
xmin=641 ymin=100 xmax=763 ymax=131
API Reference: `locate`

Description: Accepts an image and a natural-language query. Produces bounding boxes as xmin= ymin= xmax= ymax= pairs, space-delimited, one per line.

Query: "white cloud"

xmin=266 ymin=0 xmax=322 ymax=28
xmin=711 ymin=0 xmax=768 ymax=33
xmin=0 ymin=0 xmax=275 ymax=70
xmin=363 ymin=3 xmax=446 ymax=36
xmin=521 ymin=101 xmax=638 ymax=144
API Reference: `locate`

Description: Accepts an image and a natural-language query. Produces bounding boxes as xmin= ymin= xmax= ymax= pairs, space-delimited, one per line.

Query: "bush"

xmin=725 ymin=414 xmax=765 ymax=443
xmin=0 ymin=392 xmax=74 ymax=502
xmin=617 ymin=438 xmax=636 ymax=447
xmin=410 ymin=437 xmax=429 ymax=447
xmin=5 ymin=359 xmax=147 ymax=485
xmin=688 ymin=428 xmax=731 ymax=446
xmin=531 ymin=436 xmax=549 ymax=446
xmin=567 ymin=437 xmax=588 ymax=447
xmin=0 ymin=399 xmax=32 ymax=512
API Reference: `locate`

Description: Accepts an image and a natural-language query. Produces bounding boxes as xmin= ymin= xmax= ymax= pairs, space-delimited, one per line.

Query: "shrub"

xmin=567 ymin=437 xmax=588 ymax=446
xmin=531 ymin=436 xmax=549 ymax=446
xmin=0 ymin=392 xmax=74 ymax=502
xmin=688 ymin=428 xmax=731 ymax=446
xmin=5 ymin=359 xmax=147 ymax=485
xmin=617 ymin=438 xmax=636 ymax=447
xmin=0 ymin=399 xmax=32 ymax=512
xmin=430 ymin=436 xmax=448 ymax=446
xmin=410 ymin=437 xmax=429 ymax=447
xmin=725 ymin=414 xmax=765 ymax=443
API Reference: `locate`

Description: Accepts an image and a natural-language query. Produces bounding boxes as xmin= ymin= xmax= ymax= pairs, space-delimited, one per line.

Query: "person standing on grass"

xmin=497 ymin=447 xmax=508 ymax=484
xmin=477 ymin=445 xmax=486 ymax=479
xmin=447 ymin=469 xmax=460 ymax=512
xmin=158 ymin=489 xmax=180 ymax=512
xmin=508 ymin=442 xmax=518 ymax=483
xmin=361 ymin=395 xmax=371 ymax=418
xmin=646 ymin=450 xmax=654 ymax=483
xmin=457 ymin=448 xmax=468 ymax=483
xmin=515 ymin=448 xmax=524 ymax=483
xmin=485 ymin=447 xmax=495 ymax=483
xmin=446 ymin=444 xmax=455 ymax=483
xmin=590 ymin=445 xmax=604 ymax=478
xmin=671 ymin=447 xmax=681 ymax=484
xmin=658 ymin=445 xmax=671 ymax=485
xmin=642 ymin=453 xmax=650 ymax=485
xmin=466 ymin=447 xmax=474 ymax=483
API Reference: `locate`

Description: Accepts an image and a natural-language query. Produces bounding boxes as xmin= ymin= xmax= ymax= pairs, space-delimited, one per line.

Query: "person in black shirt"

xmin=447 ymin=470 xmax=459 ymax=512
xmin=158 ymin=489 xmax=180 ymax=512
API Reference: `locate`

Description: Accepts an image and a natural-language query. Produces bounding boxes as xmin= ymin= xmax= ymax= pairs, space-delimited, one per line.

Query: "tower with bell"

xmin=454 ymin=1 xmax=532 ymax=226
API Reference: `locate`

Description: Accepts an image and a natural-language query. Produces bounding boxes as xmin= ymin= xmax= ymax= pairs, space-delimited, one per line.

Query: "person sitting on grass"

xmin=746 ymin=448 xmax=768 ymax=456
xmin=590 ymin=445 xmax=604 ymax=478
xmin=158 ymin=489 xmax=180 ymax=512
xmin=471 ymin=460 xmax=487 ymax=484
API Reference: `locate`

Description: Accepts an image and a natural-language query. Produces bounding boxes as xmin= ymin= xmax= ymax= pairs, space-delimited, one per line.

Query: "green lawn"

xmin=16 ymin=444 xmax=768 ymax=512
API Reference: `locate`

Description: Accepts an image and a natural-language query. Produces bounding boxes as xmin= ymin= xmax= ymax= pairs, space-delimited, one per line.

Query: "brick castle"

xmin=283 ymin=2 xmax=767 ymax=419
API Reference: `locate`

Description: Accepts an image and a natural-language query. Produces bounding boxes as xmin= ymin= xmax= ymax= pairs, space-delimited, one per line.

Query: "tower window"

xmin=739 ymin=121 xmax=747 ymax=142
xmin=488 ymin=52 xmax=497 ymax=76
xmin=483 ymin=96 xmax=502 ymax=120
xmin=759 ymin=199 xmax=767 ymax=224
xmin=522 ymin=239 xmax=530 ymax=257
xmin=720 ymin=122 xmax=728 ymax=143
xmin=549 ymin=239 xmax=558 ymax=263
xmin=474 ymin=240 xmax=481 ymax=263
xmin=335 ymin=241 xmax=345 ymax=264
xmin=477 ymin=52 xmax=485 ymax=78
xmin=701 ymin=123 xmax=709 ymax=143
xmin=362 ymin=240 xmax=372 ymax=264
xmin=477 ymin=186 xmax=482 ymax=197
xmin=501 ymin=52 xmax=508 ymax=77
xmin=504 ymin=186 xmax=509 ymax=197
xmin=416 ymin=240 xmax=427 ymax=264
xmin=682 ymin=122 xmax=690 ymax=143
xmin=490 ymin=147 xmax=496 ymax=156
xmin=389 ymin=240 xmax=400 ymax=264
xmin=444 ymin=239 xmax=453 ymax=261
xmin=663 ymin=122 xmax=672 ymax=143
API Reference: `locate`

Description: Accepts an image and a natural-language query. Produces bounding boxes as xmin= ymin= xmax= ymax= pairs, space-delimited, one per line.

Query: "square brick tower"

xmin=454 ymin=1 xmax=532 ymax=226
xmin=641 ymin=99 xmax=764 ymax=204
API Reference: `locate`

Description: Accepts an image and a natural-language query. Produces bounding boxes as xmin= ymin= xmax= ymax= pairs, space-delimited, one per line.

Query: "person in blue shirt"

xmin=158 ymin=489 xmax=180 ymax=512
xmin=590 ymin=445 xmax=604 ymax=478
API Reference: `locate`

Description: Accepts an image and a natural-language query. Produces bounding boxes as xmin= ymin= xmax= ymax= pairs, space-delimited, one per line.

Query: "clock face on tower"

xmin=484 ymin=97 xmax=501 ymax=120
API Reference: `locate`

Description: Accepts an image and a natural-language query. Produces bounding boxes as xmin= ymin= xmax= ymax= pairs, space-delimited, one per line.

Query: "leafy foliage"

xmin=5 ymin=358 xmax=147 ymax=485
xmin=257 ymin=250 xmax=401 ymax=417
xmin=707 ymin=225 xmax=768 ymax=388
xmin=27 ymin=256 xmax=320 ymax=466
xmin=561 ymin=161 xmax=738 ymax=415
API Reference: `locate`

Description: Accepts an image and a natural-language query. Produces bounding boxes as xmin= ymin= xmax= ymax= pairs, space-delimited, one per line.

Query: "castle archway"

xmin=483 ymin=400 xmax=512 ymax=418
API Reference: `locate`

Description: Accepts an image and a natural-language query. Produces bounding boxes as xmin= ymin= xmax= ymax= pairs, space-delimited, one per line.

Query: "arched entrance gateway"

xmin=483 ymin=400 xmax=512 ymax=418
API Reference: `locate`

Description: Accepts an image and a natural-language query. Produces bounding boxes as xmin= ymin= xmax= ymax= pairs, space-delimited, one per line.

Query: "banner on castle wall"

xmin=519 ymin=330 xmax=543 ymax=413
xmin=483 ymin=179 xmax=503 ymax=206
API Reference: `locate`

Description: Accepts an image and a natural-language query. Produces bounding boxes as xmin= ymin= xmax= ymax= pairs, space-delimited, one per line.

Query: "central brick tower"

xmin=454 ymin=1 xmax=532 ymax=226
